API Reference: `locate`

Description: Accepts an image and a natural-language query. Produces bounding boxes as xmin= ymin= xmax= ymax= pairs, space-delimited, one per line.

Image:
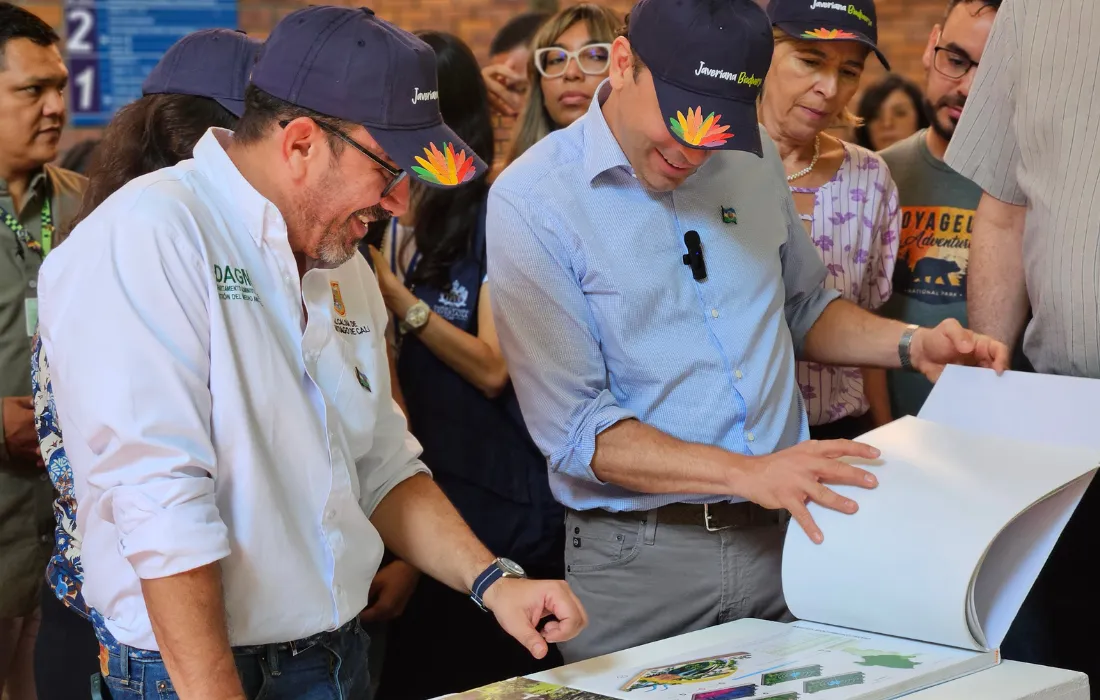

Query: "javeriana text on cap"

xmin=250 ymin=5 xmax=487 ymax=188
xmin=628 ymin=0 xmax=774 ymax=156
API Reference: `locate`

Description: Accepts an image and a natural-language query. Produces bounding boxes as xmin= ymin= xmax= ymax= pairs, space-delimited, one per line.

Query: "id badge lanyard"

xmin=0 ymin=198 xmax=54 ymax=337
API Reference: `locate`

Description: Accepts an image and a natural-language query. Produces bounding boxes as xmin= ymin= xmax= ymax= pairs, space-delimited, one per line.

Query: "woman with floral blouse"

xmin=760 ymin=0 xmax=901 ymax=440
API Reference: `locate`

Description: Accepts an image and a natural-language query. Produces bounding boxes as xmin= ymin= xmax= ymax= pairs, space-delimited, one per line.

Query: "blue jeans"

xmin=95 ymin=619 xmax=370 ymax=700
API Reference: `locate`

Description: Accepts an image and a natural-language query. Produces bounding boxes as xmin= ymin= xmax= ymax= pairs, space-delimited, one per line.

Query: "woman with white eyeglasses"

xmin=507 ymin=4 xmax=621 ymax=163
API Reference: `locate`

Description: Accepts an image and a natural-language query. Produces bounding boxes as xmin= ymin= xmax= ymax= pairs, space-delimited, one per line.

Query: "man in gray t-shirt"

xmin=878 ymin=0 xmax=999 ymax=418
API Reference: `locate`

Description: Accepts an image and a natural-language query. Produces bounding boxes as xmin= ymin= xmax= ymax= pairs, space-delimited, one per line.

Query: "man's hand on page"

xmin=742 ymin=440 xmax=880 ymax=545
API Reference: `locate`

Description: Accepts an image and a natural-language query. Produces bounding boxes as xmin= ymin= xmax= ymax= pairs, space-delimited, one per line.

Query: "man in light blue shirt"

xmin=487 ymin=0 xmax=1009 ymax=662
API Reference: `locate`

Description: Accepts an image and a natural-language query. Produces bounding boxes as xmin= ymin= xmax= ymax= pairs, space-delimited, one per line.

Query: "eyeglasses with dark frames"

xmin=278 ymin=119 xmax=408 ymax=199
xmin=932 ymin=46 xmax=979 ymax=80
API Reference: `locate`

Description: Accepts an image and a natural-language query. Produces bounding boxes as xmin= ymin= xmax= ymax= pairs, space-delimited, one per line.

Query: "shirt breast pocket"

xmin=332 ymin=333 xmax=380 ymax=464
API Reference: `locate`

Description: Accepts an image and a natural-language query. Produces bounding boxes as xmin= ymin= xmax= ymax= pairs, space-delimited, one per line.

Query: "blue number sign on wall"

xmin=64 ymin=0 xmax=238 ymax=127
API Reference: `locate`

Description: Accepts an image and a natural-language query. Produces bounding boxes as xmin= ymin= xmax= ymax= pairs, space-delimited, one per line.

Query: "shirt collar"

xmin=0 ymin=168 xmax=49 ymax=199
xmin=192 ymin=128 xmax=285 ymax=248
xmin=582 ymin=81 xmax=635 ymax=183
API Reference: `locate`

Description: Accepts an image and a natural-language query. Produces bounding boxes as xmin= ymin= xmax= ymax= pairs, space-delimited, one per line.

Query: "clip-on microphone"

xmin=682 ymin=230 xmax=707 ymax=281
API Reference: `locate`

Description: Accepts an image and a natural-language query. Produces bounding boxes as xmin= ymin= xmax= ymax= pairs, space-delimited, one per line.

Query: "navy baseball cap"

xmin=250 ymin=6 xmax=486 ymax=189
xmin=142 ymin=29 xmax=260 ymax=117
xmin=629 ymin=0 xmax=773 ymax=157
xmin=768 ymin=0 xmax=890 ymax=70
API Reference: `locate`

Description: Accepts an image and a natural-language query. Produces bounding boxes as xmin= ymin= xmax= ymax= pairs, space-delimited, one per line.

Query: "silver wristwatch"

xmin=898 ymin=324 xmax=920 ymax=372
xmin=399 ymin=300 xmax=431 ymax=335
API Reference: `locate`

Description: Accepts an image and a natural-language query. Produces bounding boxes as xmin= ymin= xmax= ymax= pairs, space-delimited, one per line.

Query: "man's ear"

xmin=279 ymin=117 xmax=326 ymax=181
xmin=923 ymin=24 xmax=942 ymax=72
xmin=608 ymin=36 xmax=636 ymax=91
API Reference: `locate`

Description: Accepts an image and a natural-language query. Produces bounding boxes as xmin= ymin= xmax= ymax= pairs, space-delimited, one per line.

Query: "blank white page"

xmin=782 ymin=416 xmax=1099 ymax=650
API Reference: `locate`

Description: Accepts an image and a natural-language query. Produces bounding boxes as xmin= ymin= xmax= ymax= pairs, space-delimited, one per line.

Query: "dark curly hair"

xmin=70 ymin=94 xmax=238 ymax=231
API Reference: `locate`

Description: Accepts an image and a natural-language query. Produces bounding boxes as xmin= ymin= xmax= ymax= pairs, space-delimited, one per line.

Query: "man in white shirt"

xmin=37 ymin=7 xmax=586 ymax=700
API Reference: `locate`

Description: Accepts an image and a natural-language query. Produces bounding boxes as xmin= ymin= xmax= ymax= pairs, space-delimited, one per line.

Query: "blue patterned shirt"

xmin=485 ymin=84 xmax=840 ymax=512
xmin=31 ymin=334 xmax=114 ymax=651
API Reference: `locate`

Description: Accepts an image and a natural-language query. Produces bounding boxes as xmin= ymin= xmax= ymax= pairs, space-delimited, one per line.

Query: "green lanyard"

xmin=0 ymin=198 xmax=53 ymax=258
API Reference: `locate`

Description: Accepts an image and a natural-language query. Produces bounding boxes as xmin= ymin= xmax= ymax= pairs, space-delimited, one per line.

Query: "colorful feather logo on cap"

xmin=669 ymin=107 xmax=733 ymax=148
xmin=802 ymin=28 xmax=860 ymax=39
xmin=413 ymin=143 xmax=477 ymax=186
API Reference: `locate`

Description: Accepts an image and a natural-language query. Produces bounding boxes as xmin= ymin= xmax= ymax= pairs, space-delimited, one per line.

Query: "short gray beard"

xmin=313 ymin=204 xmax=390 ymax=267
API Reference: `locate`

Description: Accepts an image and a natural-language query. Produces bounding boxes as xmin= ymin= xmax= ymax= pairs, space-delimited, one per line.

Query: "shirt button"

xmin=326 ymin=509 xmax=336 ymax=520
xmin=711 ymin=309 xmax=720 ymax=318
xmin=746 ymin=432 xmax=756 ymax=442
xmin=735 ymin=369 xmax=743 ymax=380
xmin=40 ymin=534 xmax=51 ymax=543
xmin=40 ymin=473 xmax=49 ymax=482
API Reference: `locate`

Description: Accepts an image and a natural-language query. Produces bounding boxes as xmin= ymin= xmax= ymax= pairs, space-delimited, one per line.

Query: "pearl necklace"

xmin=786 ymin=134 xmax=821 ymax=183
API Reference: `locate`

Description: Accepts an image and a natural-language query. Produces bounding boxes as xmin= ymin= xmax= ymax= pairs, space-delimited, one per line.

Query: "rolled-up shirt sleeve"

xmin=486 ymin=186 xmax=635 ymax=485
xmin=39 ymin=203 xmax=229 ymax=580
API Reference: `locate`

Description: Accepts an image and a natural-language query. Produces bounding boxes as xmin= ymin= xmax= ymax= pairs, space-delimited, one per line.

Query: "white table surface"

xmin=906 ymin=661 xmax=1089 ymax=699
xmin=528 ymin=620 xmax=1090 ymax=700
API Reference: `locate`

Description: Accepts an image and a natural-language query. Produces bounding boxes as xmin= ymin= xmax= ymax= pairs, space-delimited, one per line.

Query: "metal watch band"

xmin=898 ymin=324 xmax=919 ymax=372
xmin=399 ymin=300 xmax=430 ymax=335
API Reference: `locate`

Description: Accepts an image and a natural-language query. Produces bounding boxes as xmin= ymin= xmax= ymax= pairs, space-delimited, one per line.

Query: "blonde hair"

xmin=764 ymin=28 xmax=864 ymax=129
xmin=507 ymin=4 xmax=623 ymax=163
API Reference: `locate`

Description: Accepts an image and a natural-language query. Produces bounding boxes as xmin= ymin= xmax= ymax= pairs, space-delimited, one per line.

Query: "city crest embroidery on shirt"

xmin=213 ymin=264 xmax=262 ymax=304
xmin=329 ymin=280 xmax=370 ymax=335
xmin=331 ymin=281 xmax=346 ymax=316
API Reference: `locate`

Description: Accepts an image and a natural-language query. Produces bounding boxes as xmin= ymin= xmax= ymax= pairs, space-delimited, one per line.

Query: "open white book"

xmin=776 ymin=366 xmax=1100 ymax=698
xmin=443 ymin=368 xmax=1100 ymax=700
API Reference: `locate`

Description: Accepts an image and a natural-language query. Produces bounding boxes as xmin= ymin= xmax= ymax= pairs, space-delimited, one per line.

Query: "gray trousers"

xmin=560 ymin=507 xmax=794 ymax=663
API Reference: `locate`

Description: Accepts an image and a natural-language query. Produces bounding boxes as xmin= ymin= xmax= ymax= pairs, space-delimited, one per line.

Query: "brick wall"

xmin=16 ymin=0 xmax=947 ymax=155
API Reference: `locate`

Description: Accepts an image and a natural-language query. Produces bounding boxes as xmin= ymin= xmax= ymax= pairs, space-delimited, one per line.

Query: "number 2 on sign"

xmin=66 ymin=8 xmax=95 ymax=52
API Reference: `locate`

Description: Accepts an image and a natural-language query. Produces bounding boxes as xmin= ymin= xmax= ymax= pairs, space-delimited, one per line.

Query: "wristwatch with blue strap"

xmin=470 ymin=557 xmax=527 ymax=612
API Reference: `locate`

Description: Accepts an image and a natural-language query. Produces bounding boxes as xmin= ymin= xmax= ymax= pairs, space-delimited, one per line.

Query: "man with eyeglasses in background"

xmin=878 ymin=0 xmax=1000 ymax=419
xmin=37 ymin=7 xmax=585 ymax=699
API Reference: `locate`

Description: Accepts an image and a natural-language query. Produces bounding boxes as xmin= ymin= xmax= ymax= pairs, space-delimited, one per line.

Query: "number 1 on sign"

xmin=73 ymin=66 xmax=95 ymax=111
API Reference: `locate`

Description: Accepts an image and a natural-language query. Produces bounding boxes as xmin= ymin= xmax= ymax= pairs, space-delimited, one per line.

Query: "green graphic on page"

xmin=844 ymin=647 xmax=922 ymax=670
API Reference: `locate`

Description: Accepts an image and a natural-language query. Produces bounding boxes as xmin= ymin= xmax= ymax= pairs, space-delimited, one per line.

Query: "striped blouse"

xmin=791 ymin=142 xmax=900 ymax=426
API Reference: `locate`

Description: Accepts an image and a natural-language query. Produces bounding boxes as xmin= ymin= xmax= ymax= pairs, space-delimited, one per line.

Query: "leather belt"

xmin=647 ymin=501 xmax=784 ymax=532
